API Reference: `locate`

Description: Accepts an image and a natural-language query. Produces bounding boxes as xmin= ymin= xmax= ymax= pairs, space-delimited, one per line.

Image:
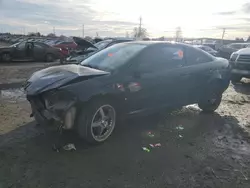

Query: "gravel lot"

xmin=0 ymin=62 xmax=250 ymax=187
xmin=0 ymin=42 xmax=60 ymax=86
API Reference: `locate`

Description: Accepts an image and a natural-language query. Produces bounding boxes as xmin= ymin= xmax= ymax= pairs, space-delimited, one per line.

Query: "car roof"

xmin=193 ymin=45 xmax=203 ymax=47
xmin=123 ymin=41 xmax=189 ymax=47
xmin=229 ymin=43 xmax=250 ymax=45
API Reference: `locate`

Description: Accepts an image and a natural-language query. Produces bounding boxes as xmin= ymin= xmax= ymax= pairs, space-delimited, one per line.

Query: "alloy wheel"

xmin=90 ymin=104 xmax=116 ymax=142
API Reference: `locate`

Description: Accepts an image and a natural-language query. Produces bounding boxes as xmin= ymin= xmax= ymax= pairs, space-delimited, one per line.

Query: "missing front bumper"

xmin=30 ymin=100 xmax=77 ymax=130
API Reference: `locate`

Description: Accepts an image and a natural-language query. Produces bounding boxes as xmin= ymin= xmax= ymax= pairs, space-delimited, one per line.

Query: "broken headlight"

xmin=43 ymin=90 xmax=77 ymax=129
xmin=43 ymin=90 xmax=76 ymax=110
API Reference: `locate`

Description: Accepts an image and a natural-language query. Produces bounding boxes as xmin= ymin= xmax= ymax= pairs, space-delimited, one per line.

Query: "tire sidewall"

xmin=2 ymin=53 xmax=11 ymax=62
xmin=198 ymin=94 xmax=222 ymax=113
xmin=76 ymin=99 xmax=116 ymax=144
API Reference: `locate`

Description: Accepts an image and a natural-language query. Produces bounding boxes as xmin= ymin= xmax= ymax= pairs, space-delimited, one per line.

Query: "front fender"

xmin=208 ymin=69 xmax=230 ymax=93
xmin=61 ymin=78 xmax=114 ymax=103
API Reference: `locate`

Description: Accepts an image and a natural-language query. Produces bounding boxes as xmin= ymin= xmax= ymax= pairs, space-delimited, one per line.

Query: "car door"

xmin=33 ymin=43 xmax=46 ymax=60
xmin=123 ymin=44 xmax=187 ymax=114
xmin=183 ymin=46 xmax=216 ymax=103
xmin=13 ymin=41 xmax=27 ymax=59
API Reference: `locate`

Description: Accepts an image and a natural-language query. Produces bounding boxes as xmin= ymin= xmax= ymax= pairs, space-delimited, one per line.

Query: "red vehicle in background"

xmin=53 ymin=41 xmax=77 ymax=56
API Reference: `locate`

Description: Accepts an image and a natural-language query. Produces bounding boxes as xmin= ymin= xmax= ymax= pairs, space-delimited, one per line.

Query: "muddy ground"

xmin=0 ymin=64 xmax=250 ymax=187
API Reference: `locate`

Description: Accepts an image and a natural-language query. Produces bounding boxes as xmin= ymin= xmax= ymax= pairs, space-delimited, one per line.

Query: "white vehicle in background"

xmin=193 ymin=45 xmax=218 ymax=56
xmin=229 ymin=46 xmax=250 ymax=82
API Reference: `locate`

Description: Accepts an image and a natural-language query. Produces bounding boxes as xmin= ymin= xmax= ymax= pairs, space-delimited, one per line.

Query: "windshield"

xmin=94 ymin=40 xmax=112 ymax=49
xmin=81 ymin=43 xmax=147 ymax=71
xmin=201 ymin=46 xmax=214 ymax=51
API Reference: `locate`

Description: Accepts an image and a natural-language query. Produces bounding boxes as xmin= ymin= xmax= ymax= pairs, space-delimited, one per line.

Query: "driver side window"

xmin=16 ymin=42 xmax=26 ymax=50
xmin=34 ymin=44 xmax=44 ymax=49
xmin=137 ymin=45 xmax=185 ymax=73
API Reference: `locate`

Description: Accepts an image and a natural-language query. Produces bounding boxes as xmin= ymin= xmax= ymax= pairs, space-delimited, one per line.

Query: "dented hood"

xmin=72 ymin=37 xmax=97 ymax=49
xmin=25 ymin=64 xmax=109 ymax=95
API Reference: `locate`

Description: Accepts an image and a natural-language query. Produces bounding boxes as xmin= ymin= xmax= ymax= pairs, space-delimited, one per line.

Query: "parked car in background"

xmin=53 ymin=41 xmax=77 ymax=57
xmin=53 ymin=41 xmax=77 ymax=51
xmin=218 ymin=43 xmax=250 ymax=59
xmin=66 ymin=38 xmax=134 ymax=64
xmin=24 ymin=42 xmax=230 ymax=144
xmin=0 ymin=41 xmax=64 ymax=62
xmin=193 ymin=45 xmax=218 ymax=56
xmin=229 ymin=47 xmax=250 ymax=82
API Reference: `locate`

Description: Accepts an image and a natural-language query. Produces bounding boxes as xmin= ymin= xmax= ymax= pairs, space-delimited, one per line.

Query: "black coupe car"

xmin=24 ymin=42 xmax=230 ymax=144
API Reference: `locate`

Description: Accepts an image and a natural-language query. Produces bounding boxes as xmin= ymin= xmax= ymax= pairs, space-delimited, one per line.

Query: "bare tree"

xmin=175 ymin=27 xmax=182 ymax=42
xmin=47 ymin=33 xmax=56 ymax=37
xmin=133 ymin=27 xmax=148 ymax=38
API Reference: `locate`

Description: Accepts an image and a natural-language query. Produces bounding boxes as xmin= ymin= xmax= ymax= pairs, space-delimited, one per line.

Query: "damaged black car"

xmin=24 ymin=42 xmax=230 ymax=144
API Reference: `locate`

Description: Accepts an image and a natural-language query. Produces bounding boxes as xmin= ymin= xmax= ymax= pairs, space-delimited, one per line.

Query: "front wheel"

xmin=2 ymin=53 xmax=11 ymax=62
xmin=76 ymin=100 xmax=116 ymax=144
xmin=198 ymin=95 xmax=222 ymax=113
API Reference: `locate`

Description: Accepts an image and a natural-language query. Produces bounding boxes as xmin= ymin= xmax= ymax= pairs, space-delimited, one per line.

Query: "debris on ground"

xmin=147 ymin=131 xmax=155 ymax=138
xmin=142 ymin=147 xmax=150 ymax=152
xmin=52 ymin=144 xmax=60 ymax=152
xmin=63 ymin=143 xmax=76 ymax=151
xmin=176 ymin=125 xmax=184 ymax=130
xmin=179 ymin=135 xmax=183 ymax=138
xmin=149 ymin=143 xmax=161 ymax=148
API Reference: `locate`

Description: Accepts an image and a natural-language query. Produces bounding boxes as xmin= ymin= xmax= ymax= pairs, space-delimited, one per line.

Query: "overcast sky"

xmin=0 ymin=0 xmax=250 ymax=39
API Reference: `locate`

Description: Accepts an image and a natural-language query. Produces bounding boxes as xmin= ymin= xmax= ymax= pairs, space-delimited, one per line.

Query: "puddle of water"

xmin=0 ymin=88 xmax=26 ymax=102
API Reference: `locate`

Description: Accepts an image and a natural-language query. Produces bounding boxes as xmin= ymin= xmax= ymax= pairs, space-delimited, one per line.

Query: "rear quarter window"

xmin=185 ymin=46 xmax=214 ymax=65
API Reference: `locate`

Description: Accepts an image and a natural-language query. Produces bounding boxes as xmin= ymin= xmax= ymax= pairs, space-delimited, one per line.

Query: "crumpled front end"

xmin=27 ymin=89 xmax=78 ymax=130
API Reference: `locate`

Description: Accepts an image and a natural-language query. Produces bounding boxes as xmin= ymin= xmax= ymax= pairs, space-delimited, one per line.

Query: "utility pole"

xmin=126 ymin=31 xmax=129 ymax=38
xmin=23 ymin=27 xmax=26 ymax=35
xmin=221 ymin=28 xmax=226 ymax=40
xmin=138 ymin=16 xmax=142 ymax=38
xmin=82 ymin=24 xmax=84 ymax=38
xmin=175 ymin=27 xmax=182 ymax=42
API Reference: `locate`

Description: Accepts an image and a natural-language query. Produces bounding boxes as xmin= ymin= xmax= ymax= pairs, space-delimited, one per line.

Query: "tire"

xmin=198 ymin=95 xmax=222 ymax=113
xmin=45 ymin=53 xmax=54 ymax=62
xmin=1 ymin=53 xmax=11 ymax=62
xmin=231 ymin=75 xmax=242 ymax=83
xmin=76 ymin=100 xmax=116 ymax=144
xmin=60 ymin=58 xmax=64 ymax=64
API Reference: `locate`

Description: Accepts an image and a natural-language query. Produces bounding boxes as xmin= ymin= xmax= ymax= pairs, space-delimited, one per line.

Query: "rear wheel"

xmin=76 ymin=100 xmax=116 ymax=144
xmin=198 ymin=94 xmax=222 ymax=113
xmin=231 ymin=75 xmax=242 ymax=83
xmin=1 ymin=53 xmax=11 ymax=62
xmin=45 ymin=53 xmax=54 ymax=62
